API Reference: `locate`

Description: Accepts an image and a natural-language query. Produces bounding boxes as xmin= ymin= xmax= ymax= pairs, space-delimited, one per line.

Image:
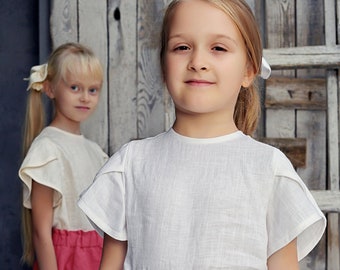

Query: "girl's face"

xmin=45 ymin=69 xmax=102 ymax=133
xmin=164 ymin=0 xmax=254 ymax=118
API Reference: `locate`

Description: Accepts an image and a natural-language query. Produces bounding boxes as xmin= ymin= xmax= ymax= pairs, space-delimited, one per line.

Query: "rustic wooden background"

xmin=50 ymin=0 xmax=340 ymax=269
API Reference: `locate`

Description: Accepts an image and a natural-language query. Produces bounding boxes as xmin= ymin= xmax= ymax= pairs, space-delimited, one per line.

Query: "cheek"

xmin=164 ymin=54 xmax=181 ymax=72
xmin=91 ymin=96 xmax=100 ymax=105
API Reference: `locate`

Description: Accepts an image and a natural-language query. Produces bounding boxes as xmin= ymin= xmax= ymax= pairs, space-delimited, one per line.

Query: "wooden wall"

xmin=265 ymin=1 xmax=325 ymax=269
xmin=50 ymin=0 xmax=340 ymax=269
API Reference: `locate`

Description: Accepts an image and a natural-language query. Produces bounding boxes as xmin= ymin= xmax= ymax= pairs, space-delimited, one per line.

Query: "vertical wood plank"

xmin=326 ymin=71 xmax=340 ymax=269
xmin=265 ymin=0 xmax=295 ymax=77
xmin=338 ymin=0 xmax=340 ymax=42
xmin=137 ymin=1 xmax=168 ymax=138
xmin=294 ymin=1 xmax=327 ymax=269
xmin=297 ymin=111 xmax=327 ymax=270
xmin=50 ymin=0 xmax=78 ymax=47
xmin=325 ymin=0 xmax=340 ymax=269
xmin=296 ymin=111 xmax=326 ymax=189
xmin=265 ymin=0 xmax=296 ymax=140
xmin=265 ymin=0 xmax=295 ymax=47
xmin=246 ymin=0 xmax=266 ymax=138
xmin=265 ymin=0 xmax=296 ymax=139
xmin=295 ymin=0 xmax=326 ymax=187
xmin=78 ymin=0 xmax=109 ymax=152
xmin=107 ymin=0 xmax=138 ymax=153
xmin=265 ymin=109 xmax=295 ymax=138
xmin=296 ymin=0 xmax=325 ymax=78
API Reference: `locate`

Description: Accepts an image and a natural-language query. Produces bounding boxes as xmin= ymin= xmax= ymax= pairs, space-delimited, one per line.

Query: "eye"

xmin=174 ymin=45 xmax=190 ymax=51
xmin=212 ymin=46 xmax=227 ymax=52
xmin=70 ymin=85 xmax=79 ymax=92
xmin=89 ymin=88 xmax=99 ymax=95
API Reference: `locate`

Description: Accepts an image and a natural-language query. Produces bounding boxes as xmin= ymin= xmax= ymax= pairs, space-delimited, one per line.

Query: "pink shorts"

xmin=33 ymin=228 xmax=103 ymax=270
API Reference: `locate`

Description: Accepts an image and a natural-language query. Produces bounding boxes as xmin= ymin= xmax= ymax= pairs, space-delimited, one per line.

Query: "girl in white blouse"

xmin=19 ymin=42 xmax=108 ymax=270
xmin=79 ymin=1 xmax=326 ymax=269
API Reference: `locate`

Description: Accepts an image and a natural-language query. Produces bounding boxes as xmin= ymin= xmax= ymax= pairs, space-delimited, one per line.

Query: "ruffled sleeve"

xmin=19 ymin=138 xmax=63 ymax=209
xmin=78 ymin=143 xmax=128 ymax=241
xmin=267 ymin=149 xmax=326 ymax=261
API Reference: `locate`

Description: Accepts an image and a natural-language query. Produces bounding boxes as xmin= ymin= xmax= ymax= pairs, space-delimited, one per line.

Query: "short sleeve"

xmin=18 ymin=139 xmax=63 ymax=209
xmin=78 ymin=143 xmax=128 ymax=241
xmin=267 ymin=150 xmax=326 ymax=261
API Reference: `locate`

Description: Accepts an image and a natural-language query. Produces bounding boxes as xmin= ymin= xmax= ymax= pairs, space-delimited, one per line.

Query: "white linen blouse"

xmin=79 ymin=129 xmax=326 ymax=269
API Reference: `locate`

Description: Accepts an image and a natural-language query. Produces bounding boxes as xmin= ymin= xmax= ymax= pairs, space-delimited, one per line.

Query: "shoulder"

xmin=241 ymin=134 xmax=277 ymax=153
xmin=99 ymin=131 xmax=168 ymax=175
xmin=24 ymin=128 xmax=59 ymax=161
xmin=83 ymin=137 xmax=108 ymax=158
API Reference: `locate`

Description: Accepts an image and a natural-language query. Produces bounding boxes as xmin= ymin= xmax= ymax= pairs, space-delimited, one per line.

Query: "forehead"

xmin=168 ymin=0 xmax=241 ymax=40
xmin=59 ymin=57 xmax=102 ymax=81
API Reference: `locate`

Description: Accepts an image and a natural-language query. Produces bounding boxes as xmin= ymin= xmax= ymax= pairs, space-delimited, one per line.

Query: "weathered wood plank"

xmin=265 ymin=0 xmax=295 ymax=77
xmin=311 ymin=191 xmax=340 ymax=213
xmin=265 ymin=0 xmax=296 ymax=148
xmin=297 ymin=110 xmax=327 ymax=270
xmin=78 ymin=0 xmax=109 ymax=152
xmin=50 ymin=0 xmax=109 ymax=152
xmin=107 ymin=0 xmax=138 ymax=153
xmin=266 ymin=109 xmax=295 ymax=138
xmin=265 ymin=77 xmax=326 ymax=110
xmin=250 ymin=0 xmax=266 ymax=138
xmin=266 ymin=0 xmax=295 ymax=48
xmin=265 ymin=0 xmax=295 ymax=141
xmin=50 ymin=0 xmax=77 ymax=47
xmin=258 ymin=137 xmax=306 ymax=168
xmin=296 ymin=2 xmax=327 ymax=268
xmin=326 ymin=70 xmax=340 ymax=270
xmin=137 ymin=1 xmax=168 ymax=138
xmin=263 ymin=45 xmax=340 ymax=69
xmin=338 ymin=0 xmax=340 ymax=43
xmin=296 ymin=0 xmax=324 ymax=79
xmin=324 ymin=0 xmax=340 ymax=268
xmin=297 ymin=111 xmax=326 ymax=189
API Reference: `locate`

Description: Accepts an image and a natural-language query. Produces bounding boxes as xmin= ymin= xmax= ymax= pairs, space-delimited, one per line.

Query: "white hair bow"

xmin=260 ymin=57 xmax=271 ymax=79
xmin=24 ymin=63 xmax=48 ymax=91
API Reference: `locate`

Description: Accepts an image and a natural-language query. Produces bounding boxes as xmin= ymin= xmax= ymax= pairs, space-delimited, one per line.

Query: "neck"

xmin=173 ymin=111 xmax=238 ymax=138
xmin=49 ymin=119 xmax=81 ymax=135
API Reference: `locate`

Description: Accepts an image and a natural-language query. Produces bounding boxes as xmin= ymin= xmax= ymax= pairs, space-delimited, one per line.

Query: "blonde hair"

xmin=21 ymin=42 xmax=103 ymax=266
xmin=160 ymin=0 xmax=262 ymax=135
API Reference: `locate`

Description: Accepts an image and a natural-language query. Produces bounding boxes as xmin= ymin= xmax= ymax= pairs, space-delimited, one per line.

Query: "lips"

xmin=185 ymin=79 xmax=214 ymax=86
xmin=75 ymin=106 xmax=90 ymax=111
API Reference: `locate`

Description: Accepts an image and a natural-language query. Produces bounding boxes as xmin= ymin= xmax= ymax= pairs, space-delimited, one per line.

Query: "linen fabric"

xmin=79 ymin=129 xmax=326 ymax=270
xmin=19 ymin=126 xmax=108 ymax=231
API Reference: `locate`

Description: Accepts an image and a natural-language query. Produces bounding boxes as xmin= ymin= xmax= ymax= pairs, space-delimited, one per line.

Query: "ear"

xmin=241 ymin=63 xmax=255 ymax=88
xmin=43 ymin=81 xmax=55 ymax=99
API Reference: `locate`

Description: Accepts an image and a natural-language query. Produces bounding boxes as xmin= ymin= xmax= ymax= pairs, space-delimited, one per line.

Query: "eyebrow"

xmin=168 ymin=33 xmax=238 ymax=46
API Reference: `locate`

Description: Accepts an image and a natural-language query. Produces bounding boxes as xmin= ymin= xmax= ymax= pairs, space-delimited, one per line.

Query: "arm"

xmin=100 ymin=233 xmax=127 ymax=270
xmin=267 ymin=238 xmax=299 ymax=270
xmin=31 ymin=181 xmax=58 ymax=270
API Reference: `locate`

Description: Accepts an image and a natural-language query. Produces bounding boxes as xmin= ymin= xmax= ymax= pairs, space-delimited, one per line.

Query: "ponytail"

xmin=21 ymin=90 xmax=46 ymax=265
xmin=234 ymin=84 xmax=260 ymax=136
xmin=21 ymin=69 xmax=47 ymax=266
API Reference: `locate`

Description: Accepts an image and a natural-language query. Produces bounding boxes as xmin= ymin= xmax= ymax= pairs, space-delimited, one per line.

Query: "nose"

xmin=187 ymin=50 xmax=208 ymax=71
xmin=80 ymin=90 xmax=90 ymax=102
